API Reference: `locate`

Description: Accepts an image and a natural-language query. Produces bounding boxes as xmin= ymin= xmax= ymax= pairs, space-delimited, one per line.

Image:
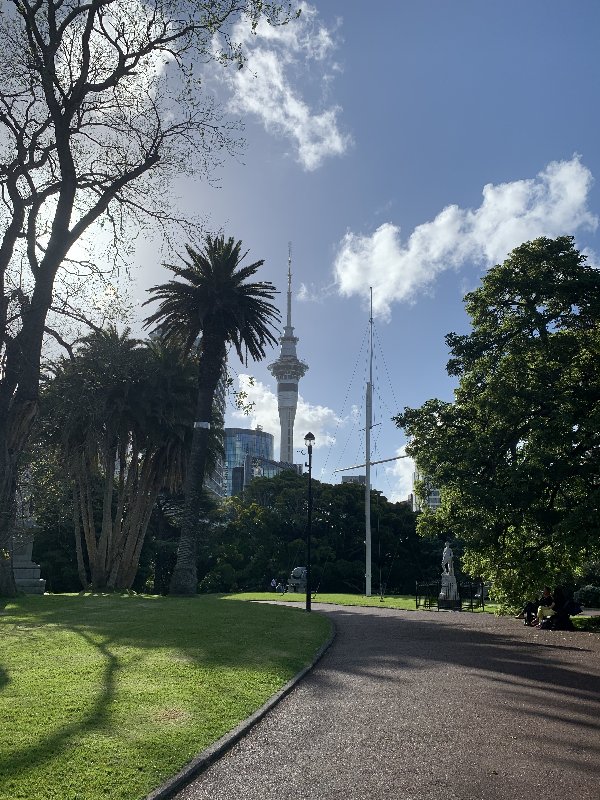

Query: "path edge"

xmin=145 ymin=616 xmax=336 ymax=800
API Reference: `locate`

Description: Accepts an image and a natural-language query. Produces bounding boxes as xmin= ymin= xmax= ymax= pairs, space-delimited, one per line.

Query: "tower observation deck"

xmin=268 ymin=248 xmax=308 ymax=464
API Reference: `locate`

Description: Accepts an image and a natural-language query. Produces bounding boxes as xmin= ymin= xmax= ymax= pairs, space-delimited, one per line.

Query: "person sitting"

xmin=536 ymin=585 xmax=560 ymax=626
xmin=516 ymin=586 xmax=553 ymax=626
xmin=538 ymin=586 xmax=577 ymax=631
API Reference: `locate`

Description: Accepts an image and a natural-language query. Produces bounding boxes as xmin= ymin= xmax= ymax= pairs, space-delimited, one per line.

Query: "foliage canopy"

xmin=395 ymin=237 xmax=600 ymax=604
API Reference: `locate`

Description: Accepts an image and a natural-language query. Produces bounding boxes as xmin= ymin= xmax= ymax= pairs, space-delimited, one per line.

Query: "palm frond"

xmin=144 ymin=234 xmax=280 ymax=362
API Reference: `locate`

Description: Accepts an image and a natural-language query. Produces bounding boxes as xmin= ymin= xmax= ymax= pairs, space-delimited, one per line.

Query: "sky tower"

xmin=268 ymin=245 xmax=308 ymax=464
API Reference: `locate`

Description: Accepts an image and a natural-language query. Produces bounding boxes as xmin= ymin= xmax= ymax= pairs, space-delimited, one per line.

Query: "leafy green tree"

xmin=144 ymin=235 xmax=280 ymax=594
xmin=198 ymin=470 xmax=422 ymax=595
xmin=395 ymin=237 xmax=600 ymax=604
xmin=19 ymin=448 xmax=83 ymax=593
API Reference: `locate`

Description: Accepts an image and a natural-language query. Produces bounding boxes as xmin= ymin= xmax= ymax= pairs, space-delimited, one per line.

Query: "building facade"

xmin=342 ymin=475 xmax=367 ymax=485
xmin=223 ymin=426 xmax=301 ymax=496
xmin=411 ymin=469 xmax=441 ymax=512
xmin=224 ymin=427 xmax=274 ymax=496
xmin=267 ymin=249 xmax=308 ymax=464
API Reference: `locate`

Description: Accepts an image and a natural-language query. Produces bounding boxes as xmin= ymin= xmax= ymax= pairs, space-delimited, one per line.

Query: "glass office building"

xmin=224 ymin=427 xmax=274 ymax=496
xmin=411 ymin=469 xmax=441 ymax=511
xmin=224 ymin=427 xmax=301 ymax=496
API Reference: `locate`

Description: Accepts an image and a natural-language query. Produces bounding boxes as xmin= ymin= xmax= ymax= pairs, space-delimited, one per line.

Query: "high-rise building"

xmin=224 ymin=427 xmax=273 ymax=496
xmin=268 ymin=247 xmax=308 ymax=464
xmin=223 ymin=426 xmax=301 ymax=496
xmin=411 ymin=469 xmax=441 ymax=512
xmin=342 ymin=475 xmax=366 ymax=485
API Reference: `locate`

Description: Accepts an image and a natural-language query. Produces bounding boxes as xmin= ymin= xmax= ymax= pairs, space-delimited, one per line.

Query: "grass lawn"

xmin=573 ymin=615 xmax=600 ymax=632
xmin=228 ymin=592 xmax=600 ymax=632
xmin=235 ymin=593 xmax=600 ymax=629
xmin=0 ymin=593 xmax=331 ymax=800
xmin=228 ymin=591 xmax=500 ymax=613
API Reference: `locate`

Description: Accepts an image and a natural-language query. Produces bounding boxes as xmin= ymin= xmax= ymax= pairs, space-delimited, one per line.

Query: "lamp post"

xmin=304 ymin=432 xmax=315 ymax=613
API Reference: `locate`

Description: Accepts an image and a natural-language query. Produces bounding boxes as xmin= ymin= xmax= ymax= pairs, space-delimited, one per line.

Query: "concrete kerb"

xmin=145 ymin=616 xmax=336 ymax=800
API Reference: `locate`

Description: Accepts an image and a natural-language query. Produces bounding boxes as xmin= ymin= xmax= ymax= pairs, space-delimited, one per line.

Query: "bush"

xmin=574 ymin=585 xmax=600 ymax=608
xmin=198 ymin=563 xmax=238 ymax=593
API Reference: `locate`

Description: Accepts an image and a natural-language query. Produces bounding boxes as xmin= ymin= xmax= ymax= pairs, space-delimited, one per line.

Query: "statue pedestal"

xmin=12 ymin=536 xmax=46 ymax=595
xmin=439 ymin=572 xmax=460 ymax=610
xmin=287 ymin=566 xmax=307 ymax=594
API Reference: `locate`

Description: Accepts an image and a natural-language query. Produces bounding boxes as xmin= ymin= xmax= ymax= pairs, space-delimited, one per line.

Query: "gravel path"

xmin=172 ymin=605 xmax=600 ymax=800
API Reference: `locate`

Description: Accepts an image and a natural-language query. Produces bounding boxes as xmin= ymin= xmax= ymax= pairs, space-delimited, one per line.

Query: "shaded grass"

xmin=226 ymin=591 xmax=500 ymax=614
xmin=0 ymin=594 xmax=330 ymax=800
xmin=573 ymin=615 xmax=600 ymax=632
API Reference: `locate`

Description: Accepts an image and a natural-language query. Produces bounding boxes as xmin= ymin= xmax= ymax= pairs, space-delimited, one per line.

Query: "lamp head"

xmin=304 ymin=431 xmax=315 ymax=449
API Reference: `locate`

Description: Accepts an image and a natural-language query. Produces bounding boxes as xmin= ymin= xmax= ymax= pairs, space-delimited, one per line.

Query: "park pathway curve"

xmin=172 ymin=604 xmax=600 ymax=800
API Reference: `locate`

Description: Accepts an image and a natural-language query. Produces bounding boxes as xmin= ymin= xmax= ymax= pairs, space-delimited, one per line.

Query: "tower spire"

xmin=287 ymin=241 xmax=292 ymax=329
xmin=268 ymin=244 xmax=308 ymax=464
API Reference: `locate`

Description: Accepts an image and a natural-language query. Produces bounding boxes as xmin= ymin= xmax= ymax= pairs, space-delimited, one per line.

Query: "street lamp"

xmin=304 ymin=431 xmax=315 ymax=613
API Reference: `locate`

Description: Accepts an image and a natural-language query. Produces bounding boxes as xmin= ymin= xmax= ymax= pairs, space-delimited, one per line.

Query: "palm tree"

xmin=144 ymin=234 xmax=280 ymax=594
xmin=40 ymin=328 xmax=202 ymax=590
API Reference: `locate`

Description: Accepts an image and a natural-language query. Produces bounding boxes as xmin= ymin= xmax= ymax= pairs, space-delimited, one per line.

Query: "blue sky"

xmin=131 ymin=1 xmax=600 ymax=500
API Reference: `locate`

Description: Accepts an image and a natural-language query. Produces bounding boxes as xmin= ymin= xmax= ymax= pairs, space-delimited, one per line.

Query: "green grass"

xmin=573 ymin=615 xmax=600 ymax=632
xmin=0 ymin=593 xmax=331 ymax=800
xmin=229 ymin=592 xmax=595 ymax=630
xmin=226 ymin=591 xmax=500 ymax=613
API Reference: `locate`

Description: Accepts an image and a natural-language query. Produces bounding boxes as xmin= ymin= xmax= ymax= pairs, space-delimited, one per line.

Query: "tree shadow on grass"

xmin=3 ymin=597 xmax=600 ymax=793
xmin=0 ymin=629 xmax=117 ymax=778
xmin=2 ymin=594 xmax=317 ymax=670
xmin=0 ymin=594 xmax=322 ymax=780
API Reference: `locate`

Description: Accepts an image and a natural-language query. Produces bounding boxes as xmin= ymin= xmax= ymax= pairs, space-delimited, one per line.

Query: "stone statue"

xmin=441 ymin=541 xmax=454 ymax=575
xmin=439 ymin=540 xmax=459 ymax=607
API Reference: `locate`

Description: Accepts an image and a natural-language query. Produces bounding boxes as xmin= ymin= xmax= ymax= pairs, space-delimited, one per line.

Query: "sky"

xmin=129 ymin=0 xmax=600 ymax=501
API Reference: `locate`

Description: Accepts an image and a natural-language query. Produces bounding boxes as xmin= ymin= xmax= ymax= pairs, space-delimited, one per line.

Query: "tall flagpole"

xmin=365 ymin=288 xmax=373 ymax=596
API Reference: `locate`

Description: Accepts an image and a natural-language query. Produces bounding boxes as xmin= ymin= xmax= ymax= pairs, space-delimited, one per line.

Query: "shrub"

xmin=574 ymin=585 xmax=600 ymax=608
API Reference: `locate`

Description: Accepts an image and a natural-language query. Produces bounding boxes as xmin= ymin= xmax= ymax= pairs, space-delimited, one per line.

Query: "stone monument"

xmin=11 ymin=534 xmax=46 ymax=594
xmin=287 ymin=566 xmax=307 ymax=594
xmin=438 ymin=541 xmax=459 ymax=610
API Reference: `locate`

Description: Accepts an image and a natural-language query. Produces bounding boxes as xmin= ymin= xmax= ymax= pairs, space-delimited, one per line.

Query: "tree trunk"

xmin=91 ymin=443 xmax=116 ymax=590
xmin=78 ymin=467 xmax=98 ymax=577
xmin=0 ymin=397 xmax=38 ymax=597
xmin=169 ymin=332 xmax=225 ymax=595
xmin=0 ymin=234 xmax=71 ymax=593
xmin=116 ymin=485 xmax=159 ymax=590
xmin=72 ymin=484 xmax=89 ymax=590
xmin=0 ymin=554 xmax=17 ymax=597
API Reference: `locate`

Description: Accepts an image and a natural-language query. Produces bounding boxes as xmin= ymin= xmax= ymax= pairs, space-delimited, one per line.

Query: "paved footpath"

xmin=173 ymin=605 xmax=600 ymax=800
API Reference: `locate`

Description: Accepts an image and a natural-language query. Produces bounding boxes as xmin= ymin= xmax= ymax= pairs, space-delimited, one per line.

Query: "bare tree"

xmin=0 ymin=0 xmax=297 ymax=595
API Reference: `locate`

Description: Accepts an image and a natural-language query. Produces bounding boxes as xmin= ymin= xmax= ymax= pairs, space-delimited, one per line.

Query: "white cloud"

xmin=297 ymin=281 xmax=332 ymax=303
xmin=231 ymin=374 xmax=343 ymax=457
xmin=385 ymin=446 xmax=415 ymax=504
xmin=219 ymin=4 xmax=350 ymax=170
xmin=295 ymin=395 xmax=342 ymax=450
xmin=333 ymin=157 xmax=597 ymax=319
